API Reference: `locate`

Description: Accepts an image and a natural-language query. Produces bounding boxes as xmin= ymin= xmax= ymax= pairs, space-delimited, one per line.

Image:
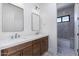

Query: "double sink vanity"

xmin=0 ymin=34 xmax=48 ymax=56
xmin=0 ymin=3 xmax=48 ymax=56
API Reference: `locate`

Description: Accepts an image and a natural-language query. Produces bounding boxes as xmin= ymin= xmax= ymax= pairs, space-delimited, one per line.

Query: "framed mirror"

xmin=31 ymin=13 xmax=40 ymax=32
xmin=2 ymin=3 xmax=24 ymax=32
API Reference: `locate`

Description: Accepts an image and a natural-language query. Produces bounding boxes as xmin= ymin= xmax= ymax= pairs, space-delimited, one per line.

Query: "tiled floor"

xmin=57 ymin=47 xmax=75 ymax=56
xmin=57 ymin=38 xmax=75 ymax=56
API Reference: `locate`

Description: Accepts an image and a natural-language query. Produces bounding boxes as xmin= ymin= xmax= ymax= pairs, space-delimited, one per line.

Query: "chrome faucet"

xmin=11 ymin=33 xmax=20 ymax=39
xmin=15 ymin=33 xmax=17 ymax=39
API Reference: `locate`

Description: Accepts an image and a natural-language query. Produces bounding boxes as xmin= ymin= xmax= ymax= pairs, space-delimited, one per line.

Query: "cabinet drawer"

xmin=32 ymin=39 xmax=40 ymax=44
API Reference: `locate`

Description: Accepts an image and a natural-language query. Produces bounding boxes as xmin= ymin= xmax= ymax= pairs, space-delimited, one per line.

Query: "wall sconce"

xmin=35 ymin=5 xmax=40 ymax=10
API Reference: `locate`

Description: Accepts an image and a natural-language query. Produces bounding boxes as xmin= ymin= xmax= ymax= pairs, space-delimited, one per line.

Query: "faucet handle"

xmin=18 ymin=35 xmax=20 ymax=38
xmin=11 ymin=36 xmax=13 ymax=39
xmin=15 ymin=33 xmax=17 ymax=38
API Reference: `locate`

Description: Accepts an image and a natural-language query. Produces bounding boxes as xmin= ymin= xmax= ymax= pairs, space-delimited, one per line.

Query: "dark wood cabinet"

xmin=8 ymin=51 xmax=22 ymax=56
xmin=1 ymin=49 xmax=22 ymax=56
xmin=32 ymin=39 xmax=41 ymax=56
xmin=40 ymin=36 xmax=48 ymax=55
xmin=1 ymin=36 xmax=48 ymax=56
xmin=22 ymin=45 xmax=32 ymax=56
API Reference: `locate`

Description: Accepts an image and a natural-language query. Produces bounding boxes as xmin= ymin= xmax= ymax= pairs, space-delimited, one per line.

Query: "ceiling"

xmin=57 ymin=3 xmax=74 ymax=10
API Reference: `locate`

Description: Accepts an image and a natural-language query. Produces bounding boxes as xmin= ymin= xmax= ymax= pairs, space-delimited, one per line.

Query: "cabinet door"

xmin=22 ymin=45 xmax=32 ymax=56
xmin=8 ymin=51 xmax=22 ymax=56
xmin=41 ymin=37 xmax=48 ymax=55
xmin=32 ymin=39 xmax=41 ymax=56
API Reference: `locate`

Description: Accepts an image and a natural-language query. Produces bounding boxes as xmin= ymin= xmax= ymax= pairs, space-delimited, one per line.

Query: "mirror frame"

xmin=31 ymin=13 xmax=40 ymax=32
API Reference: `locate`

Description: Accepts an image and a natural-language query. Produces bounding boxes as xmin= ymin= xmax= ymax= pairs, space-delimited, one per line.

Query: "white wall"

xmin=24 ymin=3 xmax=40 ymax=35
xmin=40 ymin=3 xmax=57 ymax=55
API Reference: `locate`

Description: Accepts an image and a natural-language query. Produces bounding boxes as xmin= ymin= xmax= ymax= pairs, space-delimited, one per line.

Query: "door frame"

xmin=74 ymin=3 xmax=79 ymax=56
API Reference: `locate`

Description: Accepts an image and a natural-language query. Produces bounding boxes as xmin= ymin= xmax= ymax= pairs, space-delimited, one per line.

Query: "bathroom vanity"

xmin=0 ymin=34 xmax=48 ymax=56
xmin=0 ymin=3 xmax=48 ymax=56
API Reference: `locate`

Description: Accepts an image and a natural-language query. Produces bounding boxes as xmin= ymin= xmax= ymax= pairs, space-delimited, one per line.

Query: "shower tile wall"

xmin=57 ymin=5 xmax=74 ymax=39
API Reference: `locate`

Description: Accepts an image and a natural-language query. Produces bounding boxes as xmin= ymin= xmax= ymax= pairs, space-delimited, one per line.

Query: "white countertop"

xmin=0 ymin=33 xmax=48 ymax=50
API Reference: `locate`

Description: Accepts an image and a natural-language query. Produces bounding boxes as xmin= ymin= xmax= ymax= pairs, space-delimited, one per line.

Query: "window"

xmin=57 ymin=15 xmax=70 ymax=23
xmin=62 ymin=16 xmax=70 ymax=22
xmin=57 ymin=17 xmax=62 ymax=22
